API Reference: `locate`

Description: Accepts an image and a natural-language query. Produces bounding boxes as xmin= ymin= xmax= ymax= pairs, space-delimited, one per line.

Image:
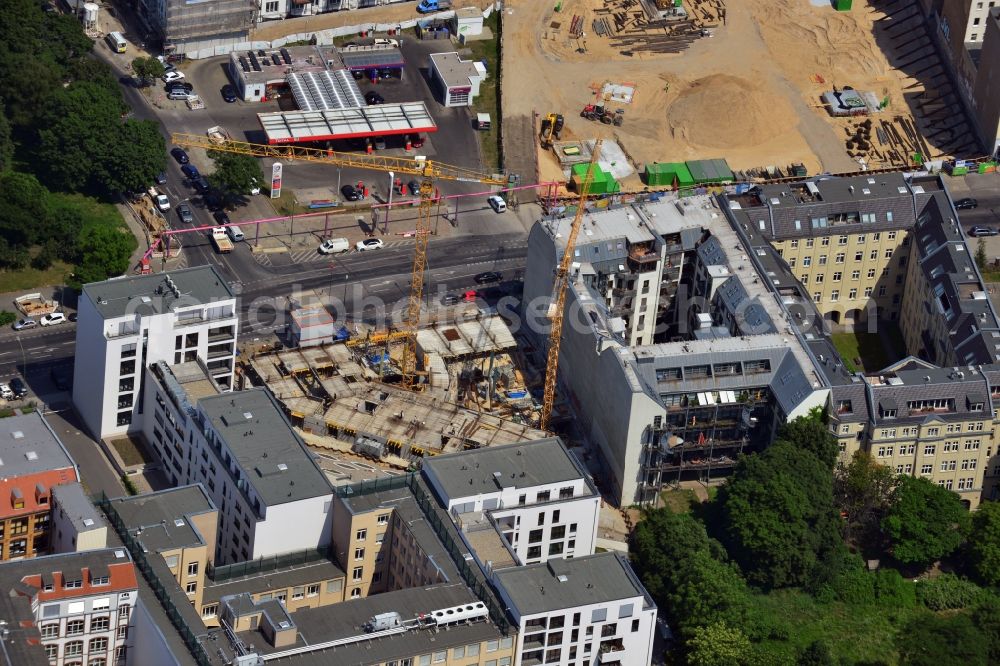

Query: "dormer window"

xmin=836 ymin=400 xmax=853 ymax=415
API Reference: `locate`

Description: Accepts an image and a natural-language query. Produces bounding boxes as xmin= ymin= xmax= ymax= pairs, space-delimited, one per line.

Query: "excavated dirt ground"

xmin=501 ymin=0 xmax=935 ymax=187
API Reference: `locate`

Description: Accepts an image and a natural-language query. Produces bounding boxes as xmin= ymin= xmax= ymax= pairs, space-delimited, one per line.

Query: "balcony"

xmin=599 ymin=639 xmax=626 ymax=663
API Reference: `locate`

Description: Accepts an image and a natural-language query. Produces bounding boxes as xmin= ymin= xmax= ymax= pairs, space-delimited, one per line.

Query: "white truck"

xmin=211 ymin=227 xmax=233 ymax=253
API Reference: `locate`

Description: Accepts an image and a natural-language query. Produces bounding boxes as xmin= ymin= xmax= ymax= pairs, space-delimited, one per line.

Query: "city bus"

xmin=105 ymin=32 xmax=127 ymax=54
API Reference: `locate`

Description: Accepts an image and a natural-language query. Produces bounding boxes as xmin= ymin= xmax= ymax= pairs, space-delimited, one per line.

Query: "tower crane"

xmin=540 ymin=140 xmax=602 ymax=432
xmin=171 ymin=133 xmax=507 ymax=386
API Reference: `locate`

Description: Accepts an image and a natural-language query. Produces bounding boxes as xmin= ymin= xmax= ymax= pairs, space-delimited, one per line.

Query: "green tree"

xmin=780 ymin=409 xmax=838 ymax=469
xmin=0 ymin=171 xmax=51 ymax=247
xmin=897 ymin=612 xmax=988 ymax=666
xmin=916 ymin=573 xmax=984 ymax=611
xmin=669 ymin=550 xmax=750 ymax=633
xmin=130 ymin=56 xmax=164 ymax=87
xmin=718 ymin=440 xmax=844 ymax=589
xmin=631 ymin=509 xmax=717 ymax=601
xmin=977 ymin=238 xmax=989 ymax=273
xmin=834 ymin=450 xmax=899 ymax=552
xmin=969 ymin=500 xmax=1000 ymax=585
xmin=207 ymin=150 xmax=263 ymax=206
xmin=797 ymin=640 xmax=834 ymax=666
xmin=882 ymin=475 xmax=969 ymax=569
xmin=109 ymin=119 xmax=166 ymax=195
xmin=972 ymin=595 xmax=1000 ymax=664
xmin=685 ymin=622 xmax=753 ymax=666
xmin=0 ymin=102 xmax=12 ymax=172
xmin=73 ymin=223 xmax=135 ymax=286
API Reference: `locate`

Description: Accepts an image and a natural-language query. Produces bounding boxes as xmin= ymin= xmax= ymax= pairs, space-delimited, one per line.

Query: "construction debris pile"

xmin=586 ymin=0 xmax=723 ymax=55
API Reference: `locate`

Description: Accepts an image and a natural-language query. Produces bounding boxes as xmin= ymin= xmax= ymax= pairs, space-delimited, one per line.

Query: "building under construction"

xmin=241 ymin=314 xmax=546 ymax=466
xmin=137 ymin=0 xmax=254 ymax=56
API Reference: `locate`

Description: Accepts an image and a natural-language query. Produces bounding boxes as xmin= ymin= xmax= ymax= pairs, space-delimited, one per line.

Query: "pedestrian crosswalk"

xmin=252 ymin=241 xmax=411 ymax=267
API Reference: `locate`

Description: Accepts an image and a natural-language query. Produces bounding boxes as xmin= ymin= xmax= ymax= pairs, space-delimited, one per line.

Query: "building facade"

xmin=140 ymin=361 xmax=334 ymax=565
xmin=0 ymin=549 xmax=139 ymax=666
xmin=0 ymin=413 xmax=80 ymax=561
xmin=73 ymin=267 xmax=237 ymax=440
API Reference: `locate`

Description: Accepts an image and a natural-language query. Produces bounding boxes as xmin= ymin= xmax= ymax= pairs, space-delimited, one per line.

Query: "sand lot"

xmin=501 ymin=0 xmax=940 ymax=185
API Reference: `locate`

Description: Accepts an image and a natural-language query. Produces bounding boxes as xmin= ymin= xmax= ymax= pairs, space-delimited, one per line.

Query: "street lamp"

xmin=386 ymin=171 xmax=394 ymax=235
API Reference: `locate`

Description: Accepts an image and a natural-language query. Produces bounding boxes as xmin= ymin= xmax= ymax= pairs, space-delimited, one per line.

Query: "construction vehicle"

xmin=539 ymin=113 xmax=564 ymax=149
xmin=540 ymin=141 xmax=602 ymax=431
xmin=579 ymin=104 xmax=623 ymax=126
xmin=171 ymin=133 xmax=506 ymax=387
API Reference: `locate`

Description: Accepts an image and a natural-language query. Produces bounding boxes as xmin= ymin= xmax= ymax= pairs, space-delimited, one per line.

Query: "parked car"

xmin=373 ymin=38 xmax=400 ymax=47
xmin=356 ymin=238 xmax=384 ymax=251
xmin=9 ymin=378 xmax=27 ymax=399
xmin=474 ymin=271 xmax=502 ymax=285
xmin=226 ymin=225 xmax=245 ymax=242
xmin=171 ymin=147 xmax=189 ymax=164
xmin=319 ymin=238 xmax=351 ymax=254
xmin=249 ymin=178 xmax=261 ymax=196
xmin=441 ymin=293 xmax=460 ymax=305
xmin=181 ymin=164 xmax=200 ymax=180
xmin=193 ymin=176 xmax=211 ymax=194
xmin=955 ymin=197 xmax=979 ymax=210
xmin=487 ymin=194 xmax=507 ymax=213
xmin=162 ymin=70 xmax=185 ymax=83
xmin=68 ymin=312 xmax=77 ymax=322
xmin=0 ymin=383 xmax=13 ymax=401
xmin=365 ymin=91 xmax=385 ymax=105
xmin=40 ymin=312 xmax=66 ymax=327
xmin=204 ymin=192 xmax=223 ymax=211
xmin=155 ymin=171 xmax=168 ymax=185
xmin=407 ymin=180 xmax=420 ymax=196
xmin=165 ymin=81 xmax=193 ymax=92
xmin=155 ymin=193 xmax=171 ymax=211
xmin=167 ymin=89 xmax=196 ymax=101
xmin=970 ymin=226 xmax=998 ymax=237
xmin=221 ymin=84 xmax=238 ymax=102
xmin=177 ymin=203 xmax=194 ymax=224
xmin=213 ymin=210 xmax=231 ymax=225
xmin=341 ymin=184 xmax=362 ymax=202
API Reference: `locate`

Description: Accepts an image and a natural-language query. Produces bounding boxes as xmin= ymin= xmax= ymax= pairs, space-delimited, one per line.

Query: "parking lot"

xmin=154 ymin=35 xmax=527 ymax=268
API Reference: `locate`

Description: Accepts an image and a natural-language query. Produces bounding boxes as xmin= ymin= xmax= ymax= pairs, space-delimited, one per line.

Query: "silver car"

xmin=12 ymin=318 xmax=37 ymax=331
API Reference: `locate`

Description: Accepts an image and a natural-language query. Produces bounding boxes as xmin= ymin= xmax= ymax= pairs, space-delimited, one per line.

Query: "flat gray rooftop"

xmin=82 ymin=266 xmax=234 ymax=320
xmin=429 ymin=52 xmax=482 ymax=88
xmin=51 ymin=482 xmax=104 ymax=533
xmin=202 ymin=558 xmax=345 ymax=605
xmin=422 ymin=438 xmax=587 ymax=501
xmin=200 ymin=390 xmax=332 ymax=506
xmin=109 ymin=485 xmax=215 ymax=553
xmin=0 ymin=412 xmax=76 ymax=479
xmin=234 ymin=583 xmax=503 ymax=665
xmin=493 ymin=552 xmax=651 ymax=617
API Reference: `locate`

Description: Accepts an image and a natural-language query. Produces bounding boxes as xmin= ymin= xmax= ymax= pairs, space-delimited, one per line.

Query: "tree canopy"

xmin=685 ymin=622 xmax=753 ymax=666
xmin=718 ymin=439 xmax=844 ymax=590
xmin=882 ymin=476 xmax=969 ymax=568
xmin=835 ymin=450 xmax=899 ymax=553
xmin=207 ymin=150 xmax=263 ymax=207
xmin=970 ymin=500 xmax=1000 ymax=586
xmin=131 ymin=56 xmax=165 ymax=87
xmin=896 ymin=613 xmax=989 ymax=666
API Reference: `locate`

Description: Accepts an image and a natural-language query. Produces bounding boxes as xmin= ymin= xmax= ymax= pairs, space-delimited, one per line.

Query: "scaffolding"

xmin=163 ymin=0 xmax=254 ymax=46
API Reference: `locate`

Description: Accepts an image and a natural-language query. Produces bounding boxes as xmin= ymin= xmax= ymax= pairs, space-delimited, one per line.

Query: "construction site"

xmin=239 ymin=305 xmax=548 ymax=473
xmin=502 ymin=0 xmax=983 ymax=191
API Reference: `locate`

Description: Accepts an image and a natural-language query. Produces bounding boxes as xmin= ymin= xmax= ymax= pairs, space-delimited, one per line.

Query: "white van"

xmin=226 ymin=225 xmax=245 ymax=242
xmin=319 ymin=237 xmax=350 ymax=254
xmin=373 ymin=38 xmax=399 ymax=48
xmin=487 ymin=195 xmax=507 ymax=213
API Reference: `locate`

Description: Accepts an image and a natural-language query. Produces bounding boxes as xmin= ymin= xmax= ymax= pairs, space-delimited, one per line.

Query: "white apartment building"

xmin=422 ymin=439 xmax=600 ymax=566
xmin=142 ymin=361 xmax=334 ymax=565
xmin=0 ymin=548 xmax=139 ymax=666
xmin=73 ymin=267 xmax=237 ymax=440
xmin=493 ymin=553 xmax=657 ymax=666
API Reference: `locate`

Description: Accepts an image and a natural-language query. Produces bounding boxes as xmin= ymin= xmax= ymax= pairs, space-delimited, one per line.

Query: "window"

xmin=201 ymin=605 xmax=218 ymax=619
xmin=864 ymin=287 xmax=873 ymax=297
xmin=924 ymin=444 xmax=936 ymax=455
xmin=66 ymin=619 xmax=85 ymax=636
xmin=326 ymin=579 xmax=343 ymax=594
xmin=536 ymin=490 xmax=550 ymax=502
xmin=888 ymin=231 xmax=896 ymax=240
xmin=806 ymin=239 xmax=815 ymax=248
xmin=815 ymin=273 xmax=824 ymax=283
xmin=855 ymin=251 xmax=863 ymax=261
xmin=802 ymin=256 xmax=812 ymax=267
xmin=65 ymin=578 xmax=82 ymax=589
xmin=877 ymin=446 xmax=894 ymax=457
xmin=591 ymin=608 xmax=608 ymax=623
xmin=186 ymin=581 xmax=197 ymax=594
xmin=830 ymin=290 xmax=839 ymax=302
xmin=921 ymin=464 xmax=933 ymax=474
xmin=818 ymin=255 xmax=827 ymax=265
xmin=119 ymin=605 xmax=131 ymax=621
xmin=45 ymin=645 xmax=58 ymax=660
xmin=851 ymin=270 xmax=860 ymax=280
xmin=350 ymin=588 xmax=361 ymax=599
xmin=813 ymin=292 xmax=822 ymax=303
xmin=353 ymin=567 xmax=363 ymax=581
xmin=941 ymin=460 xmax=957 ymax=471
xmin=849 ymin=288 xmax=858 ymax=299
xmin=89 ymin=637 xmax=108 ymax=653
xmin=377 ymin=513 xmax=389 ymax=525
xmin=264 ymin=1 xmax=279 ymax=12
xmin=354 ymin=547 xmax=365 ymax=560
xmin=292 ymin=586 xmax=305 ymax=600
xmin=529 ymin=528 xmax=543 ymax=544
xmin=356 ymin=529 xmax=367 ymax=541
xmin=836 ymin=253 xmax=846 ymax=264
xmin=187 ymin=562 xmax=198 ymax=576
xmin=870 ymin=250 xmax=878 ymax=260
xmin=91 ymin=616 xmax=109 ymax=632
xmin=65 ymin=641 xmax=83 ymax=657
xmin=833 ymin=271 xmax=842 ymax=281
xmin=839 ymin=236 xmax=848 ymax=245
xmin=307 ymin=584 xmax=319 ymax=597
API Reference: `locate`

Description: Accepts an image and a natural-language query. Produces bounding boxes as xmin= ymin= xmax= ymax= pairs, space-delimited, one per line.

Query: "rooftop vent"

xmin=114 ymin=549 xmax=126 ymax=559
xmin=277 ymin=463 xmax=288 ymax=472
xmin=174 ymin=519 xmax=185 ymax=527
xmin=25 ymin=451 xmax=38 ymax=461
xmin=11 ymin=431 xmax=23 ymax=440
xmin=83 ymin=519 xmax=95 ymax=527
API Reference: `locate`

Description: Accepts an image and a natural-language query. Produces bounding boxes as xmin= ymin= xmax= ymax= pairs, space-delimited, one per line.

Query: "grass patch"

xmin=659 ymin=488 xmax=698 ymax=514
xmin=270 ymin=190 xmax=309 ymax=217
xmin=47 ymin=192 xmax=124 ymax=228
xmin=981 ymin=270 xmax=1000 ymax=282
xmin=831 ymin=331 xmax=889 ymax=374
xmin=465 ymin=11 xmax=501 ymax=172
xmin=752 ymin=589 xmax=909 ymax=664
xmin=0 ymin=258 xmax=74 ymax=293
xmin=110 ymin=438 xmax=150 ymax=467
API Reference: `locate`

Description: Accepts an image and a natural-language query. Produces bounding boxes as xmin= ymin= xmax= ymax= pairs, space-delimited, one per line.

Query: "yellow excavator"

xmin=539 ymin=113 xmax=565 ymax=149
